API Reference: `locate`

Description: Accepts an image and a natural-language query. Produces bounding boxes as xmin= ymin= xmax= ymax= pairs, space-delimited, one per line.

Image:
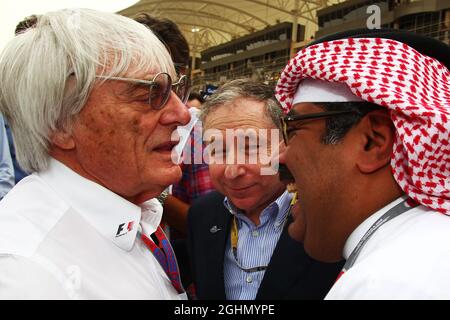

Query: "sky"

xmin=0 ymin=0 xmax=138 ymax=52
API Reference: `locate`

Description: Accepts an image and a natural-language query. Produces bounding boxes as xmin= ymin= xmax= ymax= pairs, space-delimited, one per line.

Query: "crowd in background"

xmin=0 ymin=8 xmax=449 ymax=300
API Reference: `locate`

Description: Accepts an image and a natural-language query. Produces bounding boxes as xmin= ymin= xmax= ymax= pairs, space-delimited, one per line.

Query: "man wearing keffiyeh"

xmin=276 ymin=29 xmax=450 ymax=299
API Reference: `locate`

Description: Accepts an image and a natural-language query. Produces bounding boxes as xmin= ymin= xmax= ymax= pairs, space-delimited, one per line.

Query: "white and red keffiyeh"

xmin=275 ymin=38 xmax=450 ymax=215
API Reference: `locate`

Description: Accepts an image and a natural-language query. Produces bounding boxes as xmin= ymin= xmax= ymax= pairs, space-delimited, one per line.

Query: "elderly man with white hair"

xmin=0 ymin=9 xmax=190 ymax=299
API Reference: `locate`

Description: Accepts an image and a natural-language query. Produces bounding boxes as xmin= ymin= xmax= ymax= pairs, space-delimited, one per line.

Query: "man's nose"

xmin=160 ymin=91 xmax=191 ymax=126
xmin=224 ymin=164 xmax=245 ymax=180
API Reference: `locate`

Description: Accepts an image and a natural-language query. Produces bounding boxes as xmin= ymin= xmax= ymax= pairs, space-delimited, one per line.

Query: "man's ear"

xmin=355 ymin=110 xmax=395 ymax=174
xmin=51 ymin=131 xmax=75 ymax=150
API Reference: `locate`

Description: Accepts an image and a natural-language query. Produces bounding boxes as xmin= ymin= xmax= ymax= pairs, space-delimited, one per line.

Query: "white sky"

xmin=0 ymin=0 xmax=138 ymax=52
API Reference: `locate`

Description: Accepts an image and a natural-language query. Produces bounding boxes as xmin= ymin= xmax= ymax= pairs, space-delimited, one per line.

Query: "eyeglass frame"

xmin=229 ymin=202 xmax=292 ymax=273
xmin=280 ymin=110 xmax=358 ymax=145
xmin=230 ymin=215 xmax=269 ymax=273
xmin=173 ymin=62 xmax=188 ymax=76
xmin=96 ymin=72 xmax=190 ymax=110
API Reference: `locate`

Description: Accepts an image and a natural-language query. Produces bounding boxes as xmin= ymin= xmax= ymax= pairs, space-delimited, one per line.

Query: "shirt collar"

xmin=343 ymin=195 xmax=409 ymax=259
xmin=223 ymin=189 xmax=292 ymax=227
xmin=139 ymin=198 xmax=164 ymax=238
xmin=38 ymin=158 xmax=160 ymax=251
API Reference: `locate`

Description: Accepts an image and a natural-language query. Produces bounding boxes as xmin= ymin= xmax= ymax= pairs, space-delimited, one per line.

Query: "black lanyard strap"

xmin=343 ymin=198 xmax=418 ymax=273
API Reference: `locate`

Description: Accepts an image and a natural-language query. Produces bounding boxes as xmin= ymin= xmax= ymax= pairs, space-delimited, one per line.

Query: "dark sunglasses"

xmin=96 ymin=72 xmax=190 ymax=110
xmin=280 ymin=110 xmax=357 ymax=145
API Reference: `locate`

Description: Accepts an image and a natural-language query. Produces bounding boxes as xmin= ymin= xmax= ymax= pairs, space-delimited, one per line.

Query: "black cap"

xmin=308 ymin=28 xmax=450 ymax=69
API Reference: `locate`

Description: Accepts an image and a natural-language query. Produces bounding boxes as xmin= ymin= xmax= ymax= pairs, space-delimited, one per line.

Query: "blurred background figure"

xmin=14 ymin=14 xmax=39 ymax=35
xmin=172 ymin=89 xmax=213 ymax=211
xmin=134 ymin=13 xmax=189 ymax=77
xmin=186 ymin=92 xmax=204 ymax=109
xmin=4 ymin=120 xmax=27 ymax=184
xmin=0 ymin=15 xmax=42 ymax=186
xmin=0 ymin=115 xmax=14 ymax=200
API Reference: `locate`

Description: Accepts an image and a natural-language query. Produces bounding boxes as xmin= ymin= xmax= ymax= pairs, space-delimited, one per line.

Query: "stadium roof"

xmin=119 ymin=0 xmax=346 ymax=54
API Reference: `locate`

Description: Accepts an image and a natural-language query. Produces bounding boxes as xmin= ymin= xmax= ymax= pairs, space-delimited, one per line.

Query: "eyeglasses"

xmin=280 ymin=110 xmax=357 ymax=145
xmin=173 ymin=62 xmax=187 ymax=76
xmin=96 ymin=72 xmax=190 ymax=110
xmin=231 ymin=216 xmax=268 ymax=273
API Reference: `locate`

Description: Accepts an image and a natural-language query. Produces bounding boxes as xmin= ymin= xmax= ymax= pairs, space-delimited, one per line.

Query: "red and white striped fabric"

xmin=275 ymin=38 xmax=450 ymax=215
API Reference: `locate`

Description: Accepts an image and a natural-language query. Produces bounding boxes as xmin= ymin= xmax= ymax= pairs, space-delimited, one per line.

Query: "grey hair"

xmin=0 ymin=8 xmax=175 ymax=172
xmin=200 ymin=78 xmax=283 ymax=130
xmin=317 ymin=102 xmax=386 ymax=144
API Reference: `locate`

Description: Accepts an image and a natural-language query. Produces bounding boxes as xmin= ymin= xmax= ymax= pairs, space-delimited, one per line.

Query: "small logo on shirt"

xmin=116 ymin=221 xmax=135 ymax=238
xmin=209 ymin=225 xmax=222 ymax=234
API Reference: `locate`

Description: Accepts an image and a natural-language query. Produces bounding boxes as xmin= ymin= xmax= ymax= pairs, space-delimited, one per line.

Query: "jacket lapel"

xmin=203 ymin=200 xmax=232 ymax=299
xmin=256 ymin=218 xmax=311 ymax=299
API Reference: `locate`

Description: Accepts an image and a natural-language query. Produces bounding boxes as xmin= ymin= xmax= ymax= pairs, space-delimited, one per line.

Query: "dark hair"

xmin=316 ymin=102 xmax=386 ymax=144
xmin=188 ymin=92 xmax=204 ymax=104
xmin=15 ymin=15 xmax=39 ymax=35
xmin=134 ymin=13 xmax=189 ymax=73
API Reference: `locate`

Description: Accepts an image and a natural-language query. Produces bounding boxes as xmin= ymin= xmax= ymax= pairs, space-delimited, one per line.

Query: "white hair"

xmin=0 ymin=8 xmax=176 ymax=172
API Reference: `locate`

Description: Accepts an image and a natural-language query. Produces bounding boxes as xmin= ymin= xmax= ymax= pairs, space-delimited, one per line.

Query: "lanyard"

xmin=341 ymin=198 xmax=418 ymax=274
xmin=230 ymin=216 xmax=268 ymax=273
xmin=230 ymin=194 xmax=296 ymax=273
xmin=141 ymin=226 xmax=184 ymax=294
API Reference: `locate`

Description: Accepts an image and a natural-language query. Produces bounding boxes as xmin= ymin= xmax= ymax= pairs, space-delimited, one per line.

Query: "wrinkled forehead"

xmin=204 ymin=99 xmax=275 ymax=129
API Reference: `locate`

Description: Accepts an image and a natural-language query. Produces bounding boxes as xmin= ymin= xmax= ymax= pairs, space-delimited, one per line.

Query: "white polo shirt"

xmin=326 ymin=196 xmax=450 ymax=300
xmin=0 ymin=159 xmax=185 ymax=300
